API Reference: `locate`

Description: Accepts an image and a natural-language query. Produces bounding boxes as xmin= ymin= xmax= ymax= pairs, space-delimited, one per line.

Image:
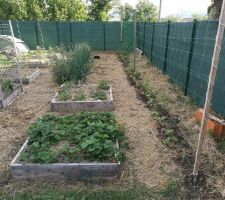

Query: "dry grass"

xmin=132 ymin=53 xmax=225 ymax=198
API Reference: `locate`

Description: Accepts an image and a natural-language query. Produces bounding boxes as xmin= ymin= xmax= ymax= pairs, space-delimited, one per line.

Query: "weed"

xmin=1 ymin=79 xmax=13 ymax=93
xmin=216 ymin=138 xmax=225 ymax=154
xmin=98 ymin=80 xmax=110 ymax=90
xmin=160 ymin=180 xmax=180 ymax=200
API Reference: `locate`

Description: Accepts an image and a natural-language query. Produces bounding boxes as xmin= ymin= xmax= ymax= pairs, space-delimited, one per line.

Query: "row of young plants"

xmin=118 ymin=52 xmax=225 ymax=199
xmin=58 ymin=80 xmax=110 ymax=101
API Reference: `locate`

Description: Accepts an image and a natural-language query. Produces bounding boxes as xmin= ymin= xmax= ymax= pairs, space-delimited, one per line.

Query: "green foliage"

xmin=88 ymin=0 xmax=113 ymax=21
xmin=0 ymin=0 xmax=88 ymax=21
xmin=98 ymin=80 xmax=110 ymax=90
xmin=136 ymin=0 xmax=158 ymax=22
xmin=51 ymin=43 xmax=93 ymax=85
xmin=73 ymin=90 xmax=86 ymax=101
xmin=91 ymin=89 xmax=107 ymax=100
xmin=1 ymin=79 xmax=13 ymax=93
xmin=58 ymin=90 xmax=71 ymax=101
xmin=122 ymin=3 xmax=134 ymax=21
xmin=20 ymin=112 xmax=127 ymax=164
xmin=217 ymin=138 xmax=225 ymax=154
xmin=0 ymin=182 xmax=179 ymax=200
xmin=160 ymin=180 xmax=180 ymax=200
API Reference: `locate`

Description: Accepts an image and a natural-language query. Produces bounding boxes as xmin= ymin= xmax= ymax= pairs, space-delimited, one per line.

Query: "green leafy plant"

xmin=20 ymin=112 xmax=128 ymax=164
xmin=91 ymin=89 xmax=107 ymax=100
xmin=51 ymin=43 xmax=93 ymax=84
xmin=58 ymin=90 xmax=71 ymax=101
xmin=98 ymin=80 xmax=110 ymax=90
xmin=73 ymin=90 xmax=86 ymax=101
xmin=1 ymin=79 xmax=13 ymax=93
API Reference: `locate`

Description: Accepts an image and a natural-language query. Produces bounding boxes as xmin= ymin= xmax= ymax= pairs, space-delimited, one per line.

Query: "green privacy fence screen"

xmin=0 ymin=20 xmax=122 ymax=51
xmin=122 ymin=20 xmax=225 ymax=118
xmin=1 ymin=20 xmax=225 ymax=118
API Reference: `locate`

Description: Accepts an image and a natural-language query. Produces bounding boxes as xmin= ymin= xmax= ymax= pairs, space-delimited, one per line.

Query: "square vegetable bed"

xmin=10 ymin=112 xmax=126 ymax=182
xmin=15 ymin=68 xmax=40 ymax=84
xmin=0 ymin=84 xmax=23 ymax=108
xmin=51 ymin=82 xmax=114 ymax=112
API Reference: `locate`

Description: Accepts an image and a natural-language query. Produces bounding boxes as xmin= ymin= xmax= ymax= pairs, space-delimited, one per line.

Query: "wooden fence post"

xmin=184 ymin=19 xmax=197 ymax=95
xmin=163 ymin=20 xmax=171 ymax=73
xmin=193 ymin=0 xmax=225 ymax=176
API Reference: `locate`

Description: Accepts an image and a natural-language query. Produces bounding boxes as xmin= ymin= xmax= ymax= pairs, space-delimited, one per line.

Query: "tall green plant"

xmin=51 ymin=43 xmax=93 ymax=84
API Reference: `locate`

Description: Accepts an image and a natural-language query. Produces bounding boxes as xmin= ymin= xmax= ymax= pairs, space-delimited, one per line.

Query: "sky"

xmin=121 ymin=0 xmax=212 ymax=18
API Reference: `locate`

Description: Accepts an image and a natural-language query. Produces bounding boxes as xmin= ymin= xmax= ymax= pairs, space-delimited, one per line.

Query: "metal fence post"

xmin=69 ymin=22 xmax=73 ymax=44
xmin=103 ymin=22 xmax=106 ymax=51
xmin=184 ymin=19 xmax=197 ymax=95
xmin=150 ymin=22 xmax=155 ymax=62
xmin=143 ymin=22 xmax=146 ymax=54
xmin=56 ymin=21 xmax=60 ymax=46
xmin=163 ymin=20 xmax=171 ymax=73
xmin=35 ymin=21 xmax=39 ymax=47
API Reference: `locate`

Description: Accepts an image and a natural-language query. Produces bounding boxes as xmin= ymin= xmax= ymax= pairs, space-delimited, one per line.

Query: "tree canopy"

xmin=136 ymin=0 xmax=158 ymax=22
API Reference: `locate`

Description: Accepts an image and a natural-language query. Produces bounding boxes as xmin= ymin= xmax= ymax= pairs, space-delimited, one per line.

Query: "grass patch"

xmin=20 ymin=112 xmax=127 ymax=164
xmin=0 ymin=181 xmax=180 ymax=200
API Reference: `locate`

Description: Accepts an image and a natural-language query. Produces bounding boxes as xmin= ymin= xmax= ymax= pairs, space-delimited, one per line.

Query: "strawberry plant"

xmin=98 ymin=80 xmax=110 ymax=90
xmin=20 ymin=112 xmax=127 ymax=164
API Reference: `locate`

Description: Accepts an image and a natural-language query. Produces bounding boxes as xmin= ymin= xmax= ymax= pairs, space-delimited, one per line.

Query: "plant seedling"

xmin=91 ymin=90 xmax=107 ymax=100
xmin=98 ymin=80 xmax=110 ymax=90
xmin=1 ymin=79 xmax=13 ymax=93
xmin=73 ymin=90 xmax=86 ymax=101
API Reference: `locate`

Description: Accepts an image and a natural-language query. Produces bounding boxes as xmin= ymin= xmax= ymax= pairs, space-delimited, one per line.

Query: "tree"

xmin=67 ymin=0 xmax=88 ymax=21
xmin=136 ymin=0 xmax=158 ymax=22
xmin=123 ymin=3 xmax=134 ymax=21
xmin=88 ymin=0 xmax=113 ymax=21
xmin=208 ymin=0 xmax=222 ymax=19
xmin=26 ymin=0 xmax=45 ymax=20
xmin=162 ymin=15 xmax=182 ymax=22
xmin=192 ymin=13 xmax=208 ymax=21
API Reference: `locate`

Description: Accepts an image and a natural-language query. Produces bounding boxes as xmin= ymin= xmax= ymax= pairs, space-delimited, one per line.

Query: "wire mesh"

xmin=134 ymin=20 xmax=225 ymax=118
xmin=0 ymin=21 xmax=21 ymax=103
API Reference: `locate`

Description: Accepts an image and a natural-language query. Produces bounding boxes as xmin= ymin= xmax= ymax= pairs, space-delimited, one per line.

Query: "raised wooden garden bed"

xmin=19 ymin=59 xmax=49 ymax=68
xmin=0 ymin=84 xmax=23 ymax=108
xmin=10 ymin=113 xmax=123 ymax=182
xmin=51 ymin=83 xmax=114 ymax=112
xmin=10 ymin=139 xmax=121 ymax=182
xmin=15 ymin=68 xmax=40 ymax=84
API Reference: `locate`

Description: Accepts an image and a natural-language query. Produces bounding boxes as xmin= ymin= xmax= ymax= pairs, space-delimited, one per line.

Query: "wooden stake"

xmin=193 ymin=0 xmax=225 ymax=175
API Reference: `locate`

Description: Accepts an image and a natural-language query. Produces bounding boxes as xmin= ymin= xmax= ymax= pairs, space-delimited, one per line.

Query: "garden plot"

xmin=0 ymin=81 xmax=22 ymax=108
xmin=19 ymin=50 xmax=51 ymax=68
xmin=10 ymin=112 xmax=125 ymax=182
xmin=15 ymin=67 xmax=40 ymax=84
xmin=51 ymin=81 xmax=114 ymax=112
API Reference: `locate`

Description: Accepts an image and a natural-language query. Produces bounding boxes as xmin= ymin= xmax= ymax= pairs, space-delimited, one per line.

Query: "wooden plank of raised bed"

xmin=0 ymin=84 xmax=23 ymax=108
xmin=15 ymin=69 xmax=41 ymax=84
xmin=10 ymin=139 xmax=121 ymax=182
